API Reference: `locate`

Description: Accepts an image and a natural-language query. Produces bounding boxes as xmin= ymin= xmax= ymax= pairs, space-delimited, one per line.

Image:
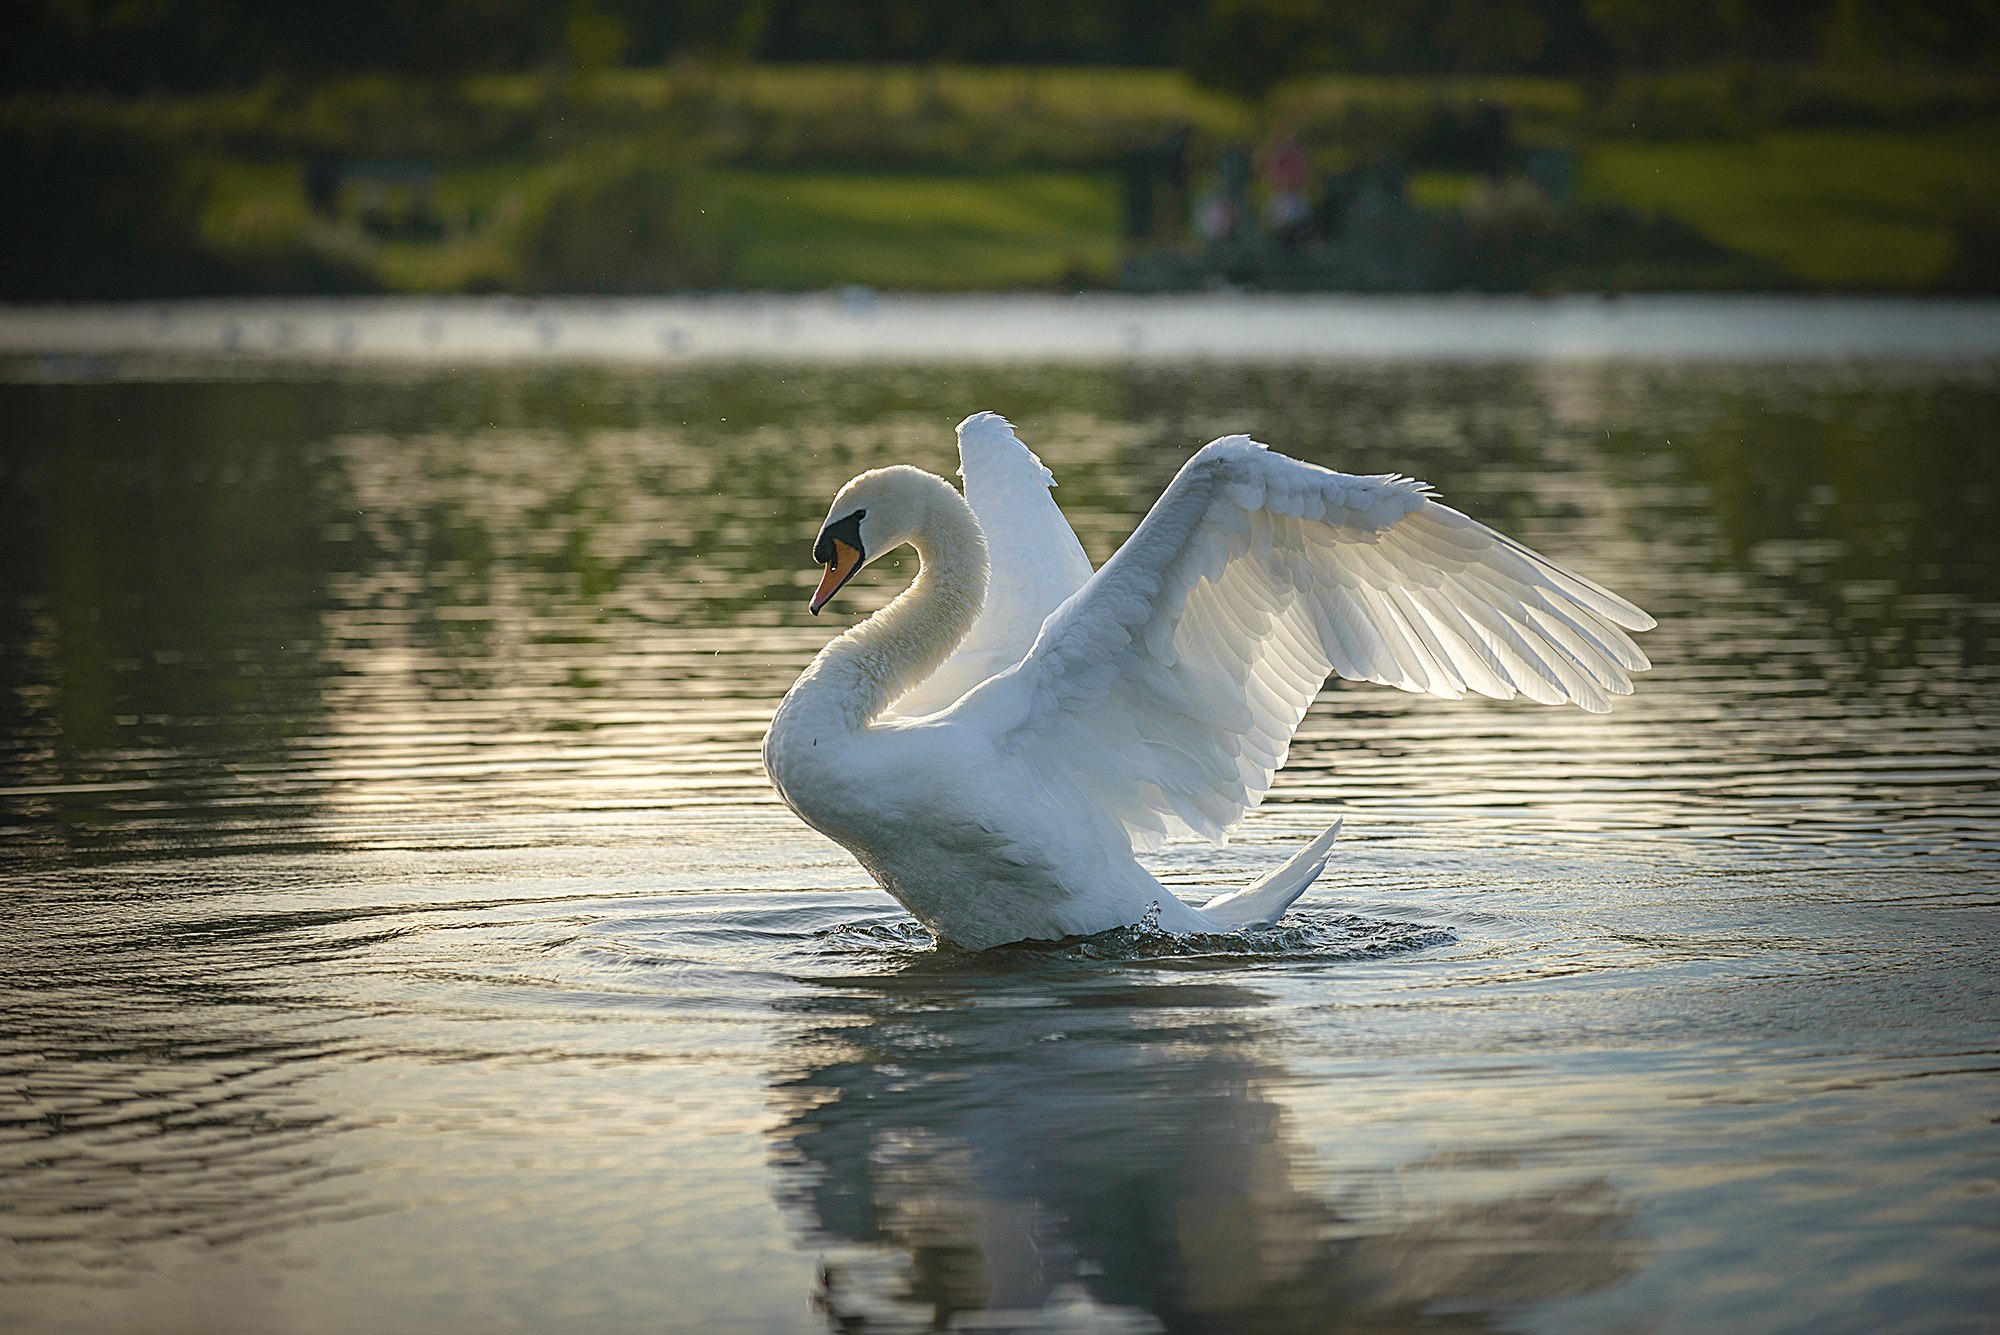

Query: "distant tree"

xmin=1180 ymin=0 xmax=1337 ymax=101
xmin=611 ymin=0 xmax=770 ymax=64
xmin=5 ymin=0 xmax=1997 ymax=94
xmin=748 ymin=0 xmax=1201 ymax=64
xmin=1334 ymin=0 xmax=1551 ymax=74
xmin=5 ymin=0 xmax=569 ymax=92
xmin=1814 ymin=0 xmax=2000 ymax=67
xmin=1176 ymin=0 xmax=1620 ymax=93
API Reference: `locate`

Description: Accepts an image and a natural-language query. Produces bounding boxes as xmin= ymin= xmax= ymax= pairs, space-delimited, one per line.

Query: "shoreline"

xmin=5 ymin=292 xmax=2000 ymax=368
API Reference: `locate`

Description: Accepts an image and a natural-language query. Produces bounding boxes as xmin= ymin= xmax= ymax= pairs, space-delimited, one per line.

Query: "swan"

xmin=763 ymin=412 xmax=1653 ymax=950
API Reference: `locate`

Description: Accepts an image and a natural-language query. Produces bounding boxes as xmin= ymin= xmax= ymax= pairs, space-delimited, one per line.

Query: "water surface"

xmin=3 ymin=339 xmax=1997 ymax=1332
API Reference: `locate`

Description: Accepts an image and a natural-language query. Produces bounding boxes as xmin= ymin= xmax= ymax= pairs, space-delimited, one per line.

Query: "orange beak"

xmin=809 ymin=539 xmax=864 ymax=615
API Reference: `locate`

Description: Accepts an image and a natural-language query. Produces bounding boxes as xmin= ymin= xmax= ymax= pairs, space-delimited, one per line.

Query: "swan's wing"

xmin=892 ymin=412 xmax=1094 ymax=715
xmin=979 ymin=435 xmax=1654 ymax=849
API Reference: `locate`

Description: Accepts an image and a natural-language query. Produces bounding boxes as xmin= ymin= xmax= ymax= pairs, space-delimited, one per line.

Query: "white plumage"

xmin=889 ymin=411 xmax=1092 ymax=717
xmin=762 ymin=412 xmax=1653 ymax=949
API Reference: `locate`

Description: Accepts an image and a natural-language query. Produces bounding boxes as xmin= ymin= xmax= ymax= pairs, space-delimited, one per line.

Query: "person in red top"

xmin=1259 ymin=132 xmax=1312 ymax=246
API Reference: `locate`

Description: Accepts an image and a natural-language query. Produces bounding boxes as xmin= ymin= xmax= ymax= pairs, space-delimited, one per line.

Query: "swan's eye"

xmin=814 ymin=509 xmax=866 ymax=566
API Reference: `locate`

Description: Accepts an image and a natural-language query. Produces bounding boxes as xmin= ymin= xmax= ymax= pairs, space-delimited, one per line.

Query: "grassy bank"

xmin=182 ymin=156 xmax=1118 ymax=292
xmin=1586 ymin=120 xmax=2000 ymax=289
xmin=710 ymin=170 xmax=1116 ymax=289
xmin=7 ymin=64 xmax=1997 ymax=298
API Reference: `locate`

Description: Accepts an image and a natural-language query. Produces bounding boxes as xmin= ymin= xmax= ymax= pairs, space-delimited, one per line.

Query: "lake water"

xmin=3 ymin=299 xmax=1998 ymax=1333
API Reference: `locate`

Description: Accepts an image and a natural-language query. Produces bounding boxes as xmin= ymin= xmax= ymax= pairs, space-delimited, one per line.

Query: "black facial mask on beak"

xmin=814 ymin=509 xmax=866 ymax=566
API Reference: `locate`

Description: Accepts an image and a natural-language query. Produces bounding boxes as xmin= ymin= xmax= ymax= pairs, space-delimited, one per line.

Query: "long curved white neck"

xmin=791 ymin=480 xmax=986 ymax=731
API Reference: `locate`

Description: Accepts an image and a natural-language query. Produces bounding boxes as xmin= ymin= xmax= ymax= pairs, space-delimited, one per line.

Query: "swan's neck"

xmin=795 ymin=486 xmax=986 ymax=730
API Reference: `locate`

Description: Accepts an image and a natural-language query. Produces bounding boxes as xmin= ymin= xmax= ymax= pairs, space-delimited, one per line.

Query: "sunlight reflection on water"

xmin=2 ymin=334 xmax=1997 ymax=1332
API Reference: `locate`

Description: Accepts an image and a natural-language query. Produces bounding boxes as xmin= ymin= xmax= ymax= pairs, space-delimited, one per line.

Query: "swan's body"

xmin=763 ymin=413 xmax=1653 ymax=950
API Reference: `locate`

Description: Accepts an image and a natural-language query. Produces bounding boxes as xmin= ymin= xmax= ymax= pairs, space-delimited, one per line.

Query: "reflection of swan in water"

xmin=769 ymin=952 xmax=1644 ymax=1331
xmin=764 ymin=413 xmax=1653 ymax=949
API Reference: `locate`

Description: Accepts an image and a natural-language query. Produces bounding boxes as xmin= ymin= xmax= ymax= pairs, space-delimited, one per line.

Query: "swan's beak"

xmin=809 ymin=539 xmax=864 ymax=615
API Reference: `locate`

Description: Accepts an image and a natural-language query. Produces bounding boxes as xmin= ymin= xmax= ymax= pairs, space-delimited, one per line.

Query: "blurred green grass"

xmin=190 ymin=158 xmax=1118 ymax=291
xmin=1587 ymin=119 xmax=2000 ymax=288
xmin=707 ymin=169 xmax=1117 ymax=289
xmin=10 ymin=63 xmax=1999 ymax=296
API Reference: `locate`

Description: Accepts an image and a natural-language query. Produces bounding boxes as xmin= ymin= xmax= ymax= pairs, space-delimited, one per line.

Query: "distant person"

xmin=409 ymin=172 xmax=443 ymax=240
xmin=1121 ymin=148 xmax=1156 ymax=243
xmin=1314 ymin=170 xmax=1359 ymax=241
xmin=1216 ymin=146 xmax=1251 ymax=224
xmin=1154 ymin=125 xmax=1191 ymax=246
xmin=304 ymin=154 xmax=341 ymax=219
xmin=1264 ymin=190 xmax=1310 ymax=248
xmin=1258 ymin=133 xmax=1311 ymax=247
xmin=1468 ymin=104 xmax=1513 ymax=177
xmin=1195 ymin=146 xmax=1254 ymax=247
xmin=1195 ymin=188 xmax=1239 ymax=247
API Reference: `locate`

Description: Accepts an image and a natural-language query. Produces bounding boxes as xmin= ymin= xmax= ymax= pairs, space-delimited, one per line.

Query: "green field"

xmin=192 ymin=126 xmax=1991 ymax=294
xmin=14 ymin=65 xmax=2000 ymax=296
xmin=1586 ymin=119 xmax=2000 ymax=288
xmin=705 ymin=170 xmax=1118 ymax=289
xmin=188 ymin=158 xmax=1120 ymax=292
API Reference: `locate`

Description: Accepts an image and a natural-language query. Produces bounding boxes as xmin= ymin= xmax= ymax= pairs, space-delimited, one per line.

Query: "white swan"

xmin=763 ymin=412 xmax=1653 ymax=950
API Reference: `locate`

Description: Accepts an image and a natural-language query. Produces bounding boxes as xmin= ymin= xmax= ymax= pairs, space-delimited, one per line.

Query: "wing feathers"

xmin=988 ymin=437 xmax=1652 ymax=847
xmin=891 ymin=415 xmax=1095 ymax=716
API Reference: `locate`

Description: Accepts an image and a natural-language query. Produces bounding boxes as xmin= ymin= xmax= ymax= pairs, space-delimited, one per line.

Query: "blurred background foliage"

xmin=4 ymin=0 xmax=1997 ymax=298
xmin=15 ymin=0 xmax=2000 ymax=95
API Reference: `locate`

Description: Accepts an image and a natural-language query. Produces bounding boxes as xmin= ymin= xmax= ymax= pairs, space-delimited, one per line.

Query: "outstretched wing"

xmin=892 ymin=412 xmax=1094 ymax=715
xmin=973 ymin=436 xmax=1654 ymax=850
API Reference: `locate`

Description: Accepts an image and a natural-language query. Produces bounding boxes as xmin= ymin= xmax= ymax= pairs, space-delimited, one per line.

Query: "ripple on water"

xmin=809 ymin=907 xmax=1456 ymax=969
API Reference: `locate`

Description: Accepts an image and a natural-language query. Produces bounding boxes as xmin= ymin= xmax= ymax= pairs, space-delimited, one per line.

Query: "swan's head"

xmin=807 ymin=465 xmax=947 ymax=614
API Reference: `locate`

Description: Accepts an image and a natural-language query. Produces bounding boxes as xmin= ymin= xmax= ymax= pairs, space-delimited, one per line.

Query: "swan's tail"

xmin=1196 ymin=818 xmax=1342 ymax=930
